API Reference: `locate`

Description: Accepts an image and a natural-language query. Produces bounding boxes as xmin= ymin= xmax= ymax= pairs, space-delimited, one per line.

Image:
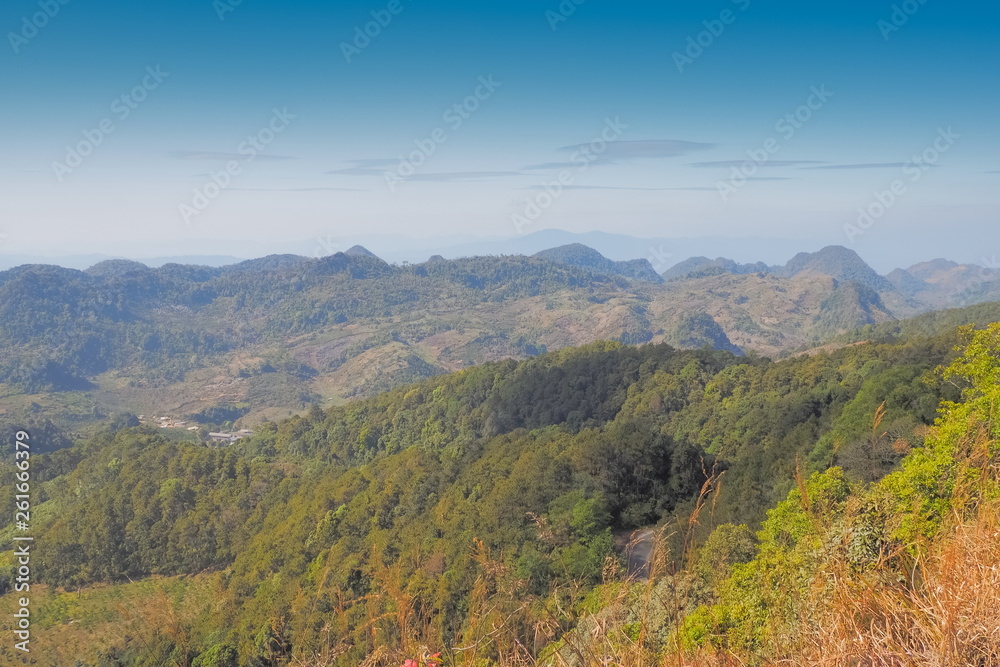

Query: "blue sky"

xmin=1 ymin=0 xmax=997 ymax=266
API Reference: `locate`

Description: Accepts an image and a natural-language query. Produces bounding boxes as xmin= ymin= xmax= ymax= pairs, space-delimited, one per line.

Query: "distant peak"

xmin=783 ymin=246 xmax=890 ymax=292
xmin=345 ymin=245 xmax=378 ymax=258
xmin=85 ymin=259 xmax=152 ymax=277
xmin=534 ymin=244 xmax=663 ymax=283
xmin=906 ymin=258 xmax=960 ymax=280
xmin=535 ymin=243 xmax=606 ymax=259
xmin=662 ymin=256 xmax=770 ymax=281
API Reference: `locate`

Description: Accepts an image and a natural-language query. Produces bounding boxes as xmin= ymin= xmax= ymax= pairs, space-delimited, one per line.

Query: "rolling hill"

xmin=3 ymin=318 xmax=993 ymax=665
xmin=0 ymin=244 xmax=998 ymax=433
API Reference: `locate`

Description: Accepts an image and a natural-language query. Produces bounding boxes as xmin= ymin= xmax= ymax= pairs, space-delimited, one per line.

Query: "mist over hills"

xmin=0 ymin=230 xmax=803 ymax=272
xmin=10 ymin=228 xmax=992 ymax=275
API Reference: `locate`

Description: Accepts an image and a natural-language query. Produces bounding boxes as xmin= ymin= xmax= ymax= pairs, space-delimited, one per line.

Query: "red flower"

xmin=401 ymin=651 xmax=442 ymax=667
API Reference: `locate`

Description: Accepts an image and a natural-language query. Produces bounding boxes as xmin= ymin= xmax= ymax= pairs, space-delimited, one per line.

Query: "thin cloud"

xmin=522 ymin=184 xmax=675 ymax=191
xmin=229 ymin=187 xmax=365 ymax=192
xmin=328 ymin=167 xmax=381 ymax=176
xmin=803 ymin=163 xmax=910 ymax=170
xmin=327 ymin=159 xmax=397 ymax=176
xmin=522 ymin=161 xmax=580 ymax=171
xmin=406 ymin=171 xmax=522 ymax=182
xmin=346 ymin=159 xmax=398 ymax=168
xmin=170 ymin=151 xmax=295 ymax=161
xmin=523 ymin=140 xmax=714 ymax=171
xmin=328 ymin=162 xmax=522 ymax=182
xmin=560 ymin=139 xmax=714 ymax=159
xmin=688 ymin=160 xmax=823 ymax=168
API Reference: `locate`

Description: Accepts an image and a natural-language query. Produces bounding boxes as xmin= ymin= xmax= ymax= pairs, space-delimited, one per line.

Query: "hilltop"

xmin=534 ymin=243 xmax=664 ymax=283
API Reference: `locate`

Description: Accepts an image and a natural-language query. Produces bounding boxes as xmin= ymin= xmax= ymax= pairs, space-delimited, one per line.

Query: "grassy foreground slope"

xmin=673 ymin=323 xmax=1000 ymax=665
xmin=0 ymin=324 xmax=988 ymax=665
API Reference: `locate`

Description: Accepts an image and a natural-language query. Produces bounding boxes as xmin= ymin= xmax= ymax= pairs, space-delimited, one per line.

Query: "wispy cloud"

xmin=688 ymin=160 xmax=822 ymax=168
xmin=522 ymin=184 xmax=676 ymax=191
xmin=229 ymin=186 xmax=365 ymax=192
xmin=555 ymin=185 xmax=728 ymax=192
xmin=521 ymin=161 xmax=580 ymax=171
xmin=523 ymin=139 xmax=714 ymax=171
xmin=406 ymin=171 xmax=522 ymax=182
xmin=170 ymin=150 xmax=295 ymax=161
xmin=560 ymin=139 xmax=714 ymax=159
xmin=327 ymin=159 xmax=397 ymax=176
xmin=328 ymin=161 xmax=521 ymax=182
xmin=802 ymin=162 xmax=910 ymax=170
xmin=346 ymin=159 xmax=398 ymax=168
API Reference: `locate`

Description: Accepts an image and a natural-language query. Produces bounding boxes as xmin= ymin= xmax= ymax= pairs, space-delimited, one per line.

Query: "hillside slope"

xmin=0 ymin=324 xmax=977 ymax=665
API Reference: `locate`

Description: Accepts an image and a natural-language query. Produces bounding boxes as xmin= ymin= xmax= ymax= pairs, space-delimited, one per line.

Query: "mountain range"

xmin=0 ymin=242 xmax=998 ymax=433
xmin=8 ymin=228 xmax=996 ymax=274
xmin=2 ymin=242 xmax=1000 ymax=666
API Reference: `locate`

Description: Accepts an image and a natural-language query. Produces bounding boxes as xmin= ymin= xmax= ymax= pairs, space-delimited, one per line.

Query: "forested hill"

xmin=1 ymin=246 xmax=998 ymax=434
xmin=0 ymin=325 xmax=971 ymax=664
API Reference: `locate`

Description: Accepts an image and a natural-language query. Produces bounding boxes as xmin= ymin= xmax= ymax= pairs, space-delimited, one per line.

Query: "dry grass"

xmin=802 ymin=502 xmax=1000 ymax=666
xmin=378 ymin=446 xmax=1000 ymax=667
xmin=28 ymin=427 xmax=1000 ymax=667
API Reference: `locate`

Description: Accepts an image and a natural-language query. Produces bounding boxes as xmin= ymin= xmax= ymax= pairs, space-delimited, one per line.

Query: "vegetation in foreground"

xmin=0 ymin=324 xmax=998 ymax=665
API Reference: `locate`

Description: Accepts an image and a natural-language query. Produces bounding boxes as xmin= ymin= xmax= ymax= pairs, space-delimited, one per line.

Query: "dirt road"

xmin=625 ymin=528 xmax=657 ymax=579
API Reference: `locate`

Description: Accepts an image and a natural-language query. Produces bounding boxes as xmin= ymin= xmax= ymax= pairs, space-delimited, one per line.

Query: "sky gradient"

xmin=1 ymin=0 xmax=997 ymax=267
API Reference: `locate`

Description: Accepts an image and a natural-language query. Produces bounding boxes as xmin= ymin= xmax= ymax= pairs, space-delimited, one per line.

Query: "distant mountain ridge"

xmin=1 ymin=241 xmax=999 ymax=432
xmin=663 ymin=245 xmax=893 ymax=290
xmin=662 ymin=256 xmax=771 ymax=281
xmin=344 ymin=245 xmax=378 ymax=258
xmin=534 ymin=244 xmax=664 ymax=283
xmin=7 ymin=229 xmax=997 ymax=275
xmin=781 ymin=245 xmax=893 ymax=292
xmin=662 ymin=245 xmax=999 ymax=313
